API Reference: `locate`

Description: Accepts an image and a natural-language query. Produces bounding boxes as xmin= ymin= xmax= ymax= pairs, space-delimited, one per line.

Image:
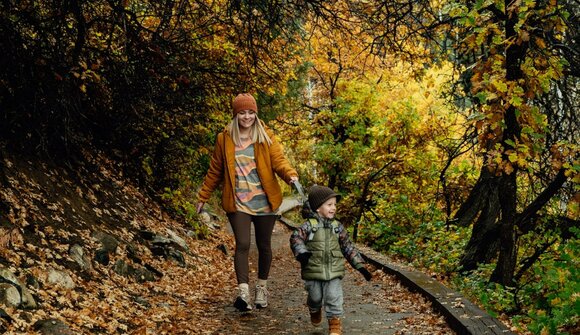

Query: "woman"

xmin=196 ymin=93 xmax=298 ymax=311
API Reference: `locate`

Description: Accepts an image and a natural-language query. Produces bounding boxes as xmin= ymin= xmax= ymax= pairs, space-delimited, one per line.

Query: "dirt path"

xmin=205 ymin=207 xmax=456 ymax=335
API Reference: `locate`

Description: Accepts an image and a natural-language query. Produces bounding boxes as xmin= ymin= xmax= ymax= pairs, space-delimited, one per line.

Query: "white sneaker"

xmin=234 ymin=285 xmax=252 ymax=311
xmin=255 ymin=284 xmax=268 ymax=308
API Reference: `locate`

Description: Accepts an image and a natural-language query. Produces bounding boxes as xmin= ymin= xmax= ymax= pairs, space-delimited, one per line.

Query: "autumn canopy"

xmin=0 ymin=1 xmax=577 ymax=334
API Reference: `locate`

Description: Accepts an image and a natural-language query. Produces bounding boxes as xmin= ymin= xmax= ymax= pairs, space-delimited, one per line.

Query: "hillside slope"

xmin=0 ymin=149 xmax=235 ymax=334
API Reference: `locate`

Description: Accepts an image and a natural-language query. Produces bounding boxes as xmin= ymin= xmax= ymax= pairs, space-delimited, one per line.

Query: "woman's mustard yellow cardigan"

xmin=197 ymin=126 xmax=298 ymax=214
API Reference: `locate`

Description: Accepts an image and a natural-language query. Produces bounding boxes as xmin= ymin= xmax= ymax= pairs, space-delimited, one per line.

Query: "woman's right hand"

xmin=196 ymin=202 xmax=205 ymax=214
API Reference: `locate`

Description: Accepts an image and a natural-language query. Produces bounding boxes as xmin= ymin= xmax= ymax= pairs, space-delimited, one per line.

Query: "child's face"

xmin=316 ymin=197 xmax=337 ymax=219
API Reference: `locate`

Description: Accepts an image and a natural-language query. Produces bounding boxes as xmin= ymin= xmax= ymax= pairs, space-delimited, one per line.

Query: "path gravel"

xmin=205 ymin=201 xmax=456 ymax=335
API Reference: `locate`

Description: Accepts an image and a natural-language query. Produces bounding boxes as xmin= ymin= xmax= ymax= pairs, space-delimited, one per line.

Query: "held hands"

xmin=358 ymin=267 xmax=372 ymax=281
xmin=296 ymin=251 xmax=312 ymax=268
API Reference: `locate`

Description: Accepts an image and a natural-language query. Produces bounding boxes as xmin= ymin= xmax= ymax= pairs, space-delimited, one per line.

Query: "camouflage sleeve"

xmin=289 ymin=221 xmax=312 ymax=258
xmin=337 ymin=222 xmax=365 ymax=270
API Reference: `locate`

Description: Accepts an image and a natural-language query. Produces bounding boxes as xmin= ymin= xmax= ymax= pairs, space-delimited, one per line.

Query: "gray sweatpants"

xmin=304 ymin=278 xmax=344 ymax=318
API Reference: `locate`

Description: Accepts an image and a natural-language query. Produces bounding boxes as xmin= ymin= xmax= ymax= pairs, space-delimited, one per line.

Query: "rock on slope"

xmin=0 ymin=149 xmax=235 ymax=334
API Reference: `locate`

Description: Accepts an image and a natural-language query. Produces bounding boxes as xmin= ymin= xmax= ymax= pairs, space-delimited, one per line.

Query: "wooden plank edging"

xmin=358 ymin=247 xmax=516 ymax=335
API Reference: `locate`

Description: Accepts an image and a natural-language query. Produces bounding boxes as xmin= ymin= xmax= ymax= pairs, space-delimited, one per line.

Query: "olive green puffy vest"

xmin=301 ymin=218 xmax=345 ymax=281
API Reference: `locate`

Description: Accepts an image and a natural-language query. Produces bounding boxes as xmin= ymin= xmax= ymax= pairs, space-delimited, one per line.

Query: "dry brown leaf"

xmin=0 ymin=227 xmax=10 ymax=248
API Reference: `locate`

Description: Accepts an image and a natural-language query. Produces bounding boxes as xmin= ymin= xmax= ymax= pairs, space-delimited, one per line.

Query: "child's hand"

xmin=296 ymin=252 xmax=312 ymax=267
xmin=358 ymin=267 xmax=372 ymax=281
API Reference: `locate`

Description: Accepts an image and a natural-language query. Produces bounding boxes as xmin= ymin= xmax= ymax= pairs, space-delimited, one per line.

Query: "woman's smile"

xmin=238 ymin=110 xmax=256 ymax=129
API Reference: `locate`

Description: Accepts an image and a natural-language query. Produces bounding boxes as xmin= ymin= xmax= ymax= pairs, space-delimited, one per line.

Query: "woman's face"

xmin=237 ymin=110 xmax=257 ymax=130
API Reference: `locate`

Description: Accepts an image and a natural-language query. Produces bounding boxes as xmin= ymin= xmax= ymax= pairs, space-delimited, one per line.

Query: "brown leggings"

xmin=227 ymin=212 xmax=277 ymax=285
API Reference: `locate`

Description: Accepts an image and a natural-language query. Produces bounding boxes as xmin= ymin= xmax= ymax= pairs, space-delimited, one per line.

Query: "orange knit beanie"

xmin=232 ymin=93 xmax=258 ymax=117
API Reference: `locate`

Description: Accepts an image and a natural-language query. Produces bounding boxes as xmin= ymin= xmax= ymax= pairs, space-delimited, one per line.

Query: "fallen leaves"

xmin=0 ymin=227 xmax=23 ymax=249
xmin=0 ymin=149 xmax=476 ymax=335
xmin=0 ymin=151 xmax=235 ymax=334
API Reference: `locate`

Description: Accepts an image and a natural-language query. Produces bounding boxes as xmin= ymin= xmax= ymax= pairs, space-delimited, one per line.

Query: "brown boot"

xmin=328 ymin=317 xmax=341 ymax=335
xmin=310 ymin=309 xmax=322 ymax=326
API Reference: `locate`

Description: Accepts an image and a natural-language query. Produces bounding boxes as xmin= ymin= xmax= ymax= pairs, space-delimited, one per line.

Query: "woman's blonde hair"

xmin=228 ymin=115 xmax=273 ymax=147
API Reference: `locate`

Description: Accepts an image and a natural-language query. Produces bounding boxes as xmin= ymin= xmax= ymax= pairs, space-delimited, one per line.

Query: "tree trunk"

xmin=489 ymin=8 xmax=526 ymax=285
xmin=446 ymin=1 xmax=569 ymax=287
xmin=490 ymin=173 xmax=518 ymax=285
xmin=329 ymin=169 xmax=337 ymax=190
xmin=454 ymin=168 xmax=495 ymax=227
xmin=458 ymin=174 xmax=502 ymax=271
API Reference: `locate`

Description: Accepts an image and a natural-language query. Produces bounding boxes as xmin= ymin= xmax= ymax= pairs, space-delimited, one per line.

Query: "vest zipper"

xmin=324 ymin=227 xmax=330 ymax=280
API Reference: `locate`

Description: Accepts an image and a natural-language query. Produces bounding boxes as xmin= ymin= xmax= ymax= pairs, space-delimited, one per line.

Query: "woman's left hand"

xmin=290 ymin=176 xmax=299 ymax=184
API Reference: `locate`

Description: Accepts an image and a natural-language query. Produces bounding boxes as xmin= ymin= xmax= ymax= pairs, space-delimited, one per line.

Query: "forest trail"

xmin=204 ymin=199 xmax=455 ymax=335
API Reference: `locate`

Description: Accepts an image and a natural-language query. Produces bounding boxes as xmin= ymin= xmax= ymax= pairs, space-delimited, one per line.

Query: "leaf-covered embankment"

xmin=0 ymin=149 xmax=236 ymax=334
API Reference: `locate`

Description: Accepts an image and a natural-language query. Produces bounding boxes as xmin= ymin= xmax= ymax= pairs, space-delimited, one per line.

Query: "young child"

xmin=290 ymin=185 xmax=372 ymax=335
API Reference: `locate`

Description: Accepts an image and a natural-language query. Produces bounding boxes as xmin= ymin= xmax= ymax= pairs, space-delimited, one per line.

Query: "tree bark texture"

xmin=490 ymin=173 xmax=518 ymax=285
xmin=458 ymin=170 xmax=502 ymax=271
